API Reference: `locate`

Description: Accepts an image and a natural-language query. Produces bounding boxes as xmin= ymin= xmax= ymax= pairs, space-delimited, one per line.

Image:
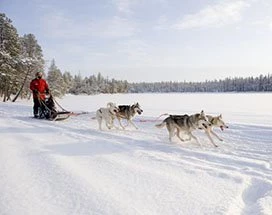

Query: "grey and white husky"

xmin=206 ymin=114 xmax=228 ymax=142
xmin=116 ymin=102 xmax=143 ymax=129
xmin=155 ymin=110 xmax=219 ymax=147
xmin=96 ymin=102 xmax=119 ymax=130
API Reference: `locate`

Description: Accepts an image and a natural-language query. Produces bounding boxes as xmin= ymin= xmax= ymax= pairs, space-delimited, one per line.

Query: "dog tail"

xmin=155 ymin=121 xmax=166 ymax=128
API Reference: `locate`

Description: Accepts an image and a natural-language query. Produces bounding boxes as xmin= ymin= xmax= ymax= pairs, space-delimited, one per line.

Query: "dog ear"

xmin=219 ymin=114 xmax=222 ymax=118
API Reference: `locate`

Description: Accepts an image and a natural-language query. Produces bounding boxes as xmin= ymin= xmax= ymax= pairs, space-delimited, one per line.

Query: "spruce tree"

xmin=0 ymin=13 xmax=21 ymax=101
xmin=47 ymin=59 xmax=66 ymax=97
xmin=12 ymin=34 xmax=45 ymax=101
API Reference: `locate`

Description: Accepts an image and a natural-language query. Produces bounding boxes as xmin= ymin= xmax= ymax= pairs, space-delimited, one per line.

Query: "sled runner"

xmin=37 ymin=94 xmax=72 ymax=121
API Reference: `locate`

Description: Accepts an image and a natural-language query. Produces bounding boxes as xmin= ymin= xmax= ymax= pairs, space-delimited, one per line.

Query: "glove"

xmin=33 ymin=89 xmax=38 ymax=94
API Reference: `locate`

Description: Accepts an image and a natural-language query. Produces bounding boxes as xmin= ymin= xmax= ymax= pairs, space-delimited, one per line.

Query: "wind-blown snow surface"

xmin=1 ymin=93 xmax=272 ymax=215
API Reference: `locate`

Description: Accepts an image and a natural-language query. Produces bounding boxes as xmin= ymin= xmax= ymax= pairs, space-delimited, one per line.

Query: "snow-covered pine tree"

xmin=0 ymin=13 xmax=21 ymax=101
xmin=47 ymin=59 xmax=66 ymax=97
xmin=69 ymin=73 xmax=83 ymax=95
xmin=62 ymin=71 xmax=74 ymax=94
xmin=12 ymin=34 xmax=45 ymax=102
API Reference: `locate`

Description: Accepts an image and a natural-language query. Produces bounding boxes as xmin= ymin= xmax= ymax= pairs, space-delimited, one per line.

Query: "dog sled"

xmin=36 ymin=94 xmax=72 ymax=121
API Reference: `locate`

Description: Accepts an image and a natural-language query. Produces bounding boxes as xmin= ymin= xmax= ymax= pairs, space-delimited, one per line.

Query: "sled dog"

xmin=96 ymin=102 xmax=119 ymax=130
xmin=206 ymin=114 xmax=228 ymax=142
xmin=155 ymin=110 xmax=219 ymax=147
xmin=116 ymin=102 xmax=143 ymax=129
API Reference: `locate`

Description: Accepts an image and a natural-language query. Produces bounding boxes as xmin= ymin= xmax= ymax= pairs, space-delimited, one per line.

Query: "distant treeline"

xmin=128 ymin=74 xmax=272 ymax=93
xmin=44 ymin=72 xmax=272 ymax=95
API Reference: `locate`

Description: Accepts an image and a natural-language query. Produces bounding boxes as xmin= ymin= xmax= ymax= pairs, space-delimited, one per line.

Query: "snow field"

xmin=0 ymin=93 xmax=272 ymax=215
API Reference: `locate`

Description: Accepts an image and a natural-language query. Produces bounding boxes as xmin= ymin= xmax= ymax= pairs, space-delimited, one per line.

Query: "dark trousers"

xmin=33 ymin=97 xmax=45 ymax=116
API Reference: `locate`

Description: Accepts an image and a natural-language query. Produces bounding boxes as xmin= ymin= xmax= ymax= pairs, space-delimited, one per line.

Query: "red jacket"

xmin=30 ymin=78 xmax=49 ymax=100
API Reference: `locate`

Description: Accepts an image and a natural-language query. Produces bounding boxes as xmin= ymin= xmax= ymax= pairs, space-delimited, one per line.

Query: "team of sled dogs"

xmin=96 ymin=102 xmax=228 ymax=147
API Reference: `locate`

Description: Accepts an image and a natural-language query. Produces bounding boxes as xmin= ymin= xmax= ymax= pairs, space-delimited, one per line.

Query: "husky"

xmin=206 ymin=114 xmax=229 ymax=142
xmin=96 ymin=102 xmax=119 ymax=130
xmin=155 ymin=110 xmax=219 ymax=147
xmin=116 ymin=102 xmax=143 ymax=129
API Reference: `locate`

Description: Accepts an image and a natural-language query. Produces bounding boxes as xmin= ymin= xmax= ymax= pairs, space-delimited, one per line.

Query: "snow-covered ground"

xmin=1 ymin=93 xmax=272 ymax=215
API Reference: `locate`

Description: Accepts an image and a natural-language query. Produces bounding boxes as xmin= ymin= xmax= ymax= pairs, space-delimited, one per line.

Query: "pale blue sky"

xmin=2 ymin=0 xmax=272 ymax=82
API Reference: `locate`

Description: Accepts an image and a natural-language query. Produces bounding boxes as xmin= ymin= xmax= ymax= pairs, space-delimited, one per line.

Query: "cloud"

xmin=42 ymin=12 xmax=77 ymax=38
xmin=112 ymin=0 xmax=168 ymax=15
xmin=113 ymin=0 xmax=134 ymax=14
xmin=114 ymin=39 xmax=152 ymax=64
xmin=42 ymin=12 xmax=138 ymax=39
xmin=97 ymin=16 xmax=139 ymax=38
xmin=153 ymin=15 xmax=168 ymax=30
xmin=252 ymin=16 xmax=272 ymax=30
xmin=172 ymin=0 xmax=249 ymax=30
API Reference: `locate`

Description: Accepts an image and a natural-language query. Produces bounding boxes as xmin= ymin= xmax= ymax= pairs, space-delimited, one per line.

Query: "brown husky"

xmin=116 ymin=102 xmax=143 ymax=129
xmin=155 ymin=110 xmax=217 ymax=146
